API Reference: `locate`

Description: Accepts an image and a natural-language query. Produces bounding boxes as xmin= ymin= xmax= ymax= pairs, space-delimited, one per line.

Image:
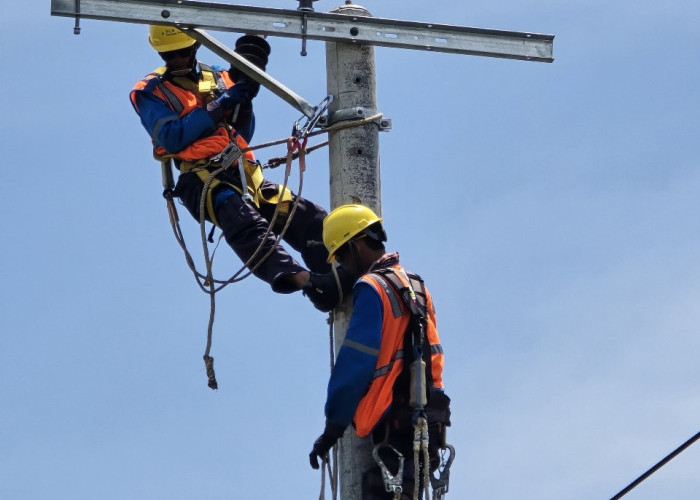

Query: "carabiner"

xmin=372 ymin=443 xmax=405 ymax=495
xmin=293 ymin=95 xmax=334 ymax=140
xmin=430 ymin=443 xmax=455 ymax=499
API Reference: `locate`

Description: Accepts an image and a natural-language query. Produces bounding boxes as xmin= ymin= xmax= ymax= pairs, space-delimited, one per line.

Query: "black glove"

xmin=206 ymin=80 xmax=251 ymax=122
xmin=303 ymin=266 xmax=356 ymax=312
xmin=309 ymin=422 xmax=346 ymax=469
xmin=215 ymin=80 xmax=251 ymax=110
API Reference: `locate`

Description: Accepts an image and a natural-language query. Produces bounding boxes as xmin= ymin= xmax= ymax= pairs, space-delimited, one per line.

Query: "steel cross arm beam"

xmin=188 ymin=29 xmax=316 ymax=118
xmin=51 ymin=0 xmax=554 ymax=62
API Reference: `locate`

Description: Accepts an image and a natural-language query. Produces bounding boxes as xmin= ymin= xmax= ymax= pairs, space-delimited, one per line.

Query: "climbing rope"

xmin=163 ymin=111 xmax=383 ymax=389
xmin=260 ymin=112 xmax=383 ymax=169
xmin=319 ymin=313 xmax=339 ymax=500
xmin=165 ymin=137 xmax=304 ymax=388
xmin=412 ymin=417 xmax=432 ymax=500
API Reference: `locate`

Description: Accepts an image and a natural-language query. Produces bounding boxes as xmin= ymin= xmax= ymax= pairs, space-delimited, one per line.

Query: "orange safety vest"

xmin=130 ymin=65 xmax=256 ymax=163
xmin=353 ymin=264 xmax=445 ymax=438
xmin=130 ymin=65 xmax=292 ymax=223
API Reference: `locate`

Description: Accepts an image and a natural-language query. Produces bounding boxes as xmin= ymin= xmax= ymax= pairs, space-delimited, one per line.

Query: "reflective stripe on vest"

xmin=352 ymin=265 xmax=445 ymax=437
xmin=131 ymin=65 xmax=293 ymax=224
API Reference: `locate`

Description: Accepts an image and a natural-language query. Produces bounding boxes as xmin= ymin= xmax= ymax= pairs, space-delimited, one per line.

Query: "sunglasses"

xmin=334 ymin=234 xmax=366 ymax=262
xmin=159 ymin=46 xmax=195 ymax=61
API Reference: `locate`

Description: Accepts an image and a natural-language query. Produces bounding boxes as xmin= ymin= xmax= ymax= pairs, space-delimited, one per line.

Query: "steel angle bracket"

xmin=50 ymin=0 xmax=554 ymax=62
xmin=319 ymin=107 xmax=392 ymax=131
xmin=188 ymin=28 xmax=316 ymax=118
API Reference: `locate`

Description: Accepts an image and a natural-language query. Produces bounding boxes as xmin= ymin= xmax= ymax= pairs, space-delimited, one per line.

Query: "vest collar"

xmin=367 ymin=252 xmax=400 ymax=273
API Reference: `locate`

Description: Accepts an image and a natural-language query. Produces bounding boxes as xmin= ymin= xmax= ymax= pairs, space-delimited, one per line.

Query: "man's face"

xmin=159 ymin=45 xmax=196 ymax=72
xmin=334 ymin=242 xmax=356 ymax=276
xmin=334 ymin=236 xmax=367 ymax=278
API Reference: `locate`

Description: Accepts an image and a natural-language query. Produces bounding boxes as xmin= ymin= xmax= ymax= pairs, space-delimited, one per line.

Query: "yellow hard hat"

xmin=148 ymin=25 xmax=196 ymax=53
xmin=323 ymin=204 xmax=383 ymax=262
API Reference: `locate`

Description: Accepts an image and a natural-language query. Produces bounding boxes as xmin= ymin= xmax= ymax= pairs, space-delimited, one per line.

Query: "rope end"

xmin=204 ymin=355 xmax=218 ymax=390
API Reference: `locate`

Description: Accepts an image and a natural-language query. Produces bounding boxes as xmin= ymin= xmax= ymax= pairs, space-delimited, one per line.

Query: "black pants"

xmin=175 ymin=172 xmax=330 ymax=291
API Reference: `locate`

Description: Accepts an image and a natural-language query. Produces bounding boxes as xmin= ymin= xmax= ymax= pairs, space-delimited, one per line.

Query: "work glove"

xmin=309 ymin=422 xmax=346 ymax=469
xmin=216 ymin=80 xmax=252 ymax=110
xmin=303 ymin=266 xmax=355 ymax=312
xmin=206 ymin=80 xmax=252 ymax=122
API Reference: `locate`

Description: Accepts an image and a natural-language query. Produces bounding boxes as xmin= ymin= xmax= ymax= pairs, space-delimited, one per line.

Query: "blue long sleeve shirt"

xmin=324 ymin=281 xmax=383 ymax=429
xmin=132 ymin=65 xmax=255 ymax=154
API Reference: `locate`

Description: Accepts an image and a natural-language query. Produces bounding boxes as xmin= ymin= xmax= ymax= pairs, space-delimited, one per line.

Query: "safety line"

xmin=609 ymin=430 xmax=700 ymax=500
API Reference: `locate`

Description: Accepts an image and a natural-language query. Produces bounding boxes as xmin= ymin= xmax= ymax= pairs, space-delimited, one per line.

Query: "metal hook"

xmin=430 ymin=444 xmax=455 ymax=499
xmin=293 ymin=94 xmax=333 ymax=140
xmin=372 ymin=443 xmax=405 ymax=495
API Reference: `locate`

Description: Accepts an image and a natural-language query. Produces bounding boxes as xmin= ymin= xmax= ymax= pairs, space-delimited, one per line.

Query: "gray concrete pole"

xmin=325 ymin=3 xmax=380 ymax=499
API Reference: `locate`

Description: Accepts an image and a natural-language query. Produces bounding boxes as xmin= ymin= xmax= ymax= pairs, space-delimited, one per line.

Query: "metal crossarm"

xmin=51 ymin=0 xmax=554 ymax=62
xmin=188 ymin=28 xmax=317 ymax=118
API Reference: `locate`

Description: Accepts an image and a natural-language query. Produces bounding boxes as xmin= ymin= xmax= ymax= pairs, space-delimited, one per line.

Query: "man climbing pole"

xmin=309 ymin=204 xmax=454 ymax=499
xmin=130 ymin=25 xmax=352 ymax=312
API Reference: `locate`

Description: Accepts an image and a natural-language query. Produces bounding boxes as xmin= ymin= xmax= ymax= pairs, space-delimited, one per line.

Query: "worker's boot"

xmin=303 ymin=266 xmax=355 ymax=312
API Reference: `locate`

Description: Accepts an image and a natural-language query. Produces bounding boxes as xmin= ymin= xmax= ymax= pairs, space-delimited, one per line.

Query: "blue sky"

xmin=1 ymin=1 xmax=698 ymax=499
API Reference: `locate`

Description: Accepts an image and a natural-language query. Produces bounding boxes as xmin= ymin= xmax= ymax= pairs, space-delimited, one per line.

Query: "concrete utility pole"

xmin=51 ymin=1 xmax=554 ymax=498
xmin=325 ymin=6 xmax=380 ymax=496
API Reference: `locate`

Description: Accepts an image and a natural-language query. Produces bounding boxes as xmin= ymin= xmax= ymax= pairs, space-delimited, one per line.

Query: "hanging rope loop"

xmin=163 ymin=111 xmax=381 ymax=389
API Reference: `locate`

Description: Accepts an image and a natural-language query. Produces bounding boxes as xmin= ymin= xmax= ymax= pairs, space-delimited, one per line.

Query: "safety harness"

xmin=368 ymin=268 xmax=455 ymax=500
xmin=149 ymin=64 xmax=292 ymax=227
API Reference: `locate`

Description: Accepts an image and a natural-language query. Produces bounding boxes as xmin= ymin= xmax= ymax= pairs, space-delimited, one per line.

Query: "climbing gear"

xmin=322 ymin=204 xmax=383 ymax=262
xmin=430 ymin=443 xmax=455 ymax=499
xmin=293 ymin=95 xmax=333 ymax=141
xmin=148 ymin=25 xmax=197 ymax=53
xmin=317 ymin=313 xmax=339 ymax=500
xmin=132 ymin=64 xmax=294 ymax=227
xmin=372 ymin=443 xmax=405 ymax=499
xmin=143 ymin=63 xmax=382 ymax=386
xmin=366 ymin=267 xmax=454 ymax=499
xmin=352 ymin=263 xmax=445 ymax=437
xmin=195 ymin=137 xmax=306 ymax=388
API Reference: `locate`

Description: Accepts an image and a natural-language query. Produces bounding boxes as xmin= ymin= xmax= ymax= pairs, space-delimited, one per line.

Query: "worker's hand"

xmin=215 ymin=80 xmax=252 ymax=111
xmin=309 ymin=422 xmax=346 ymax=469
xmin=206 ymin=81 xmax=252 ymax=122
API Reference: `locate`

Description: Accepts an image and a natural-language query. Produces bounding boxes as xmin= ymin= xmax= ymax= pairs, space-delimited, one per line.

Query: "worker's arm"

xmin=133 ymin=90 xmax=218 ymax=153
xmin=324 ymin=281 xmax=383 ymax=429
xmin=309 ymin=283 xmax=381 ymax=469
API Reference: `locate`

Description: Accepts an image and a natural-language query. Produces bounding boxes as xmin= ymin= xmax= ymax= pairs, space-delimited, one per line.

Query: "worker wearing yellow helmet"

xmin=130 ymin=26 xmax=353 ymax=311
xmin=310 ymin=204 xmax=454 ymax=498
xmin=148 ymin=25 xmax=198 ymax=53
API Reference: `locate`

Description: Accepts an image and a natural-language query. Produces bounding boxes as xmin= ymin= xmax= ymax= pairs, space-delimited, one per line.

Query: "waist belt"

xmin=175 ymin=156 xmax=293 ymax=227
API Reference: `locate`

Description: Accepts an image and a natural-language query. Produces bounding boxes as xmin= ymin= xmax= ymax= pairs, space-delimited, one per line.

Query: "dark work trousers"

xmin=174 ymin=172 xmax=330 ymax=291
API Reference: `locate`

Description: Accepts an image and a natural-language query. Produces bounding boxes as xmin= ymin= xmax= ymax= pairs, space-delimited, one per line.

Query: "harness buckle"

xmin=216 ymin=142 xmax=243 ymax=170
xmin=212 ymin=142 xmax=254 ymax=204
xmin=372 ymin=443 xmax=405 ymax=495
